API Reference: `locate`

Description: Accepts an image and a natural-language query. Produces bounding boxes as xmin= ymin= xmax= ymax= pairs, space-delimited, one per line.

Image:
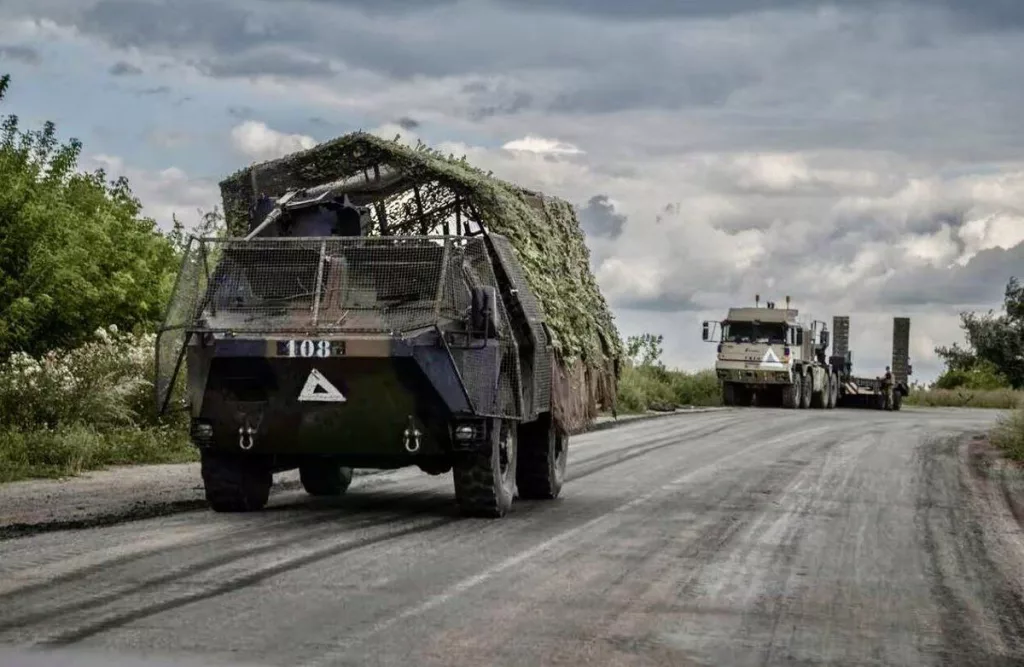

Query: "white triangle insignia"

xmin=760 ymin=348 xmax=785 ymax=368
xmin=298 ymin=368 xmax=346 ymax=402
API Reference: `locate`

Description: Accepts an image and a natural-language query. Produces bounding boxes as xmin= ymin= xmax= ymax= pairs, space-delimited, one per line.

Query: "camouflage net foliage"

xmin=218 ymin=132 xmax=622 ymax=425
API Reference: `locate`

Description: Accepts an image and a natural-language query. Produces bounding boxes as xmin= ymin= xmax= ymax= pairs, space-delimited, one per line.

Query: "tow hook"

xmin=238 ymin=423 xmax=255 ymax=450
xmin=403 ymin=416 xmax=422 ymax=454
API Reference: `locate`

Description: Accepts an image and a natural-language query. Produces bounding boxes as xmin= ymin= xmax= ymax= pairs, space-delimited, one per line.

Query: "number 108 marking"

xmin=283 ymin=339 xmax=336 ymax=358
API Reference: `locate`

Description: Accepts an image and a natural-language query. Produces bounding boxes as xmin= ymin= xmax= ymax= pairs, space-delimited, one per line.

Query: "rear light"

xmin=783 ymin=346 xmax=790 ymax=357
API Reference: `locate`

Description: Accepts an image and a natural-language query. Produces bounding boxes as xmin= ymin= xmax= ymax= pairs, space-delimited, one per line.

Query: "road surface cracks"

xmin=0 ymin=407 xmax=1020 ymax=667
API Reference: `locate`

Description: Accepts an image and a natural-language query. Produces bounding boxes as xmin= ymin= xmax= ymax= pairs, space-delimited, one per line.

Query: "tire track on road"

xmin=34 ymin=515 xmax=459 ymax=648
xmin=298 ymin=423 xmax=839 ymax=667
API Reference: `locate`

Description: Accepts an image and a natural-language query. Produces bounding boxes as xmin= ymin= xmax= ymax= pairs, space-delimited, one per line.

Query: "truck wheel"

xmin=736 ymin=385 xmax=753 ymax=407
xmin=800 ymin=372 xmax=813 ymax=409
xmin=893 ymin=391 xmax=903 ymax=411
xmin=824 ymin=373 xmax=835 ymax=409
xmin=810 ymin=372 xmax=827 ymax=409
xmin=299 ymin=463 xmax=353 ymax=496
xmin=832 ymin=374 xmax=844 ymax=408
xmin=782 ymin=377 xmax=800 ymax=409
xmin=453 ymin=418 xmax=517 ymax=518
xmin=200 ymin=450 xmax=272 ymax=512
xmin=516 ymin=413 xmax=567 ymax=500
xmin=722 ymin=382 xmax=736 ymax=406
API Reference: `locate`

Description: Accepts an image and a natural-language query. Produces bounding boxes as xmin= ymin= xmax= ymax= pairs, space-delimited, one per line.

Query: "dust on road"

xmin=0 ymin=407 xmax=1019 ymax=666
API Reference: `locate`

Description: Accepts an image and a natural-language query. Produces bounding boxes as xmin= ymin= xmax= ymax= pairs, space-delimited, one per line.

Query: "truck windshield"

xmin=723 ymin=321 xmax=787 ymax=344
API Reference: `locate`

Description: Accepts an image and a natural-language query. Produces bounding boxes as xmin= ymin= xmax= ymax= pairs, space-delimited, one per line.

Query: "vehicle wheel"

xmin=453 ymin=418 xmax=517 ymax=518
xmin=800 ymin=372 xmax=813 ymax=409
xmin=722 ymin=382 xmax=736 ymax=406
xmin=829 ymin=373 xmax=840 ymax=408
xmin=300 ymin=463 xmax=353 ymax=496
xmin=893 ymin=390 xmax=903 ymax=411
xmin=782 ymin=376 xmax=800 ymax=409
xmin=516 ymin=413 xmax=567 ymax=500
xmin=735 ymin=385 xmax=753 ymax=407
xmin=824 ymin=373 xmax=834 ymax=409
xmin=810 ymin=372 xmax=827 ymax=409
xmin=200 ymin=450 xmax=272 ymax=512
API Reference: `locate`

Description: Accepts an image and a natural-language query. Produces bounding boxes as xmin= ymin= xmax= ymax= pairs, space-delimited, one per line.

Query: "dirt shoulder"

xmin=966 ymin=435 xmax=1024 ymax=535
xmin=958 ymin=434 xmax=1024 ymax=636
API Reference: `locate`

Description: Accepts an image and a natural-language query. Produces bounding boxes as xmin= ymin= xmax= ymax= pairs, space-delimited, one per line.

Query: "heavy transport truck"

xmin=701 ymin=296 xmax=911 ymax=410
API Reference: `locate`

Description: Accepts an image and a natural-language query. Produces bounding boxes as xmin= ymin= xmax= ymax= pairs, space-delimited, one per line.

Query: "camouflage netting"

xmin=217 ymin=132 xmax=622 ymax=430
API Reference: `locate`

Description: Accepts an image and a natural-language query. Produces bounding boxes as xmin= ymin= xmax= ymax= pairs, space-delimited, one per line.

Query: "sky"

xmin=2 ymin=0 xmax=1023 ymax=383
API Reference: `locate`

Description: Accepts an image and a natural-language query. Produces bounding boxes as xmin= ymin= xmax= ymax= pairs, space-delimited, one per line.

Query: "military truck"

xmin=701 ymin=296 xmax=837 ymax=409
xmin=155 ymin=133 xmax=621 ymax=519
xmin=701 ymin=297 xmax=911 ymax=410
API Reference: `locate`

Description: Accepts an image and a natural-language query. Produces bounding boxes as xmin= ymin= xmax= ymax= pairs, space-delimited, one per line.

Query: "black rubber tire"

xmin=200 ymin=450 xmax=272 ymax=513
xmin=299 ymin=464 xmax=353 ymax=496
xmin=782 ymin=376 xmax=800 ymax=409
xmin=893 ymin=391 xmax=903 ymax=411
xmin=828 ymin=373 xmax=839 ymax=408
xmin=735 ymin=385 xmax=753 ymax=407
xmin=516 ymin=413 xmax=567 ymax=500
xmin=810 ymin=371 xmax=827 ymax=409
xmin=453 ymin=418 xmax=517 ymax=518
xmin=800 ymin=372 xmax=813 ymax=409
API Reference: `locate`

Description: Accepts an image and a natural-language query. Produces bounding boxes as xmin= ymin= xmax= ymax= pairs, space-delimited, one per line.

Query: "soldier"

xmin=881 ymin=365 xmax=893 ymax=410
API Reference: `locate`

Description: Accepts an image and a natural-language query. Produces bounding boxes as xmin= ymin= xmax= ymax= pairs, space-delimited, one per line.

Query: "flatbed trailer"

xmin=831 ymin=316 xmax=911 ymax=411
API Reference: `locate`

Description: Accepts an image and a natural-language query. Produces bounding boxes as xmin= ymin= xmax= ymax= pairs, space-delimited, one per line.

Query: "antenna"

xmin=755 ymin=294 xmax=760 ymax=308
xmin=785 ymin=295 xmax=791 ymax=310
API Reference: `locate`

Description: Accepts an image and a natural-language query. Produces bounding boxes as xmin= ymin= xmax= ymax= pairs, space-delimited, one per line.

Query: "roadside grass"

xmin=616 ymin=365 xmax=722 ymax=414
xmin=990 ymin=408 xmax=1024 ymax=461
xmin=0 ymin=424 xmax=195 ymax=484
xmin=903 ymin=387 xmax=1024 ymax=410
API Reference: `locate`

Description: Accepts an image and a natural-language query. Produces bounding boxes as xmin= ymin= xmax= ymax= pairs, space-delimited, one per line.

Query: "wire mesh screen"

xmin=182 ymin=236 xmax=460 ymax=334
xmin=156 ymin=234 xmax=528 ymax=419
xmin=455 ymin=236 xmax=523 ymax=419
xmin=487 ymin=234 xmax=544 ymax=322
xmin=155 ymin=237 xmax=210 ymax=413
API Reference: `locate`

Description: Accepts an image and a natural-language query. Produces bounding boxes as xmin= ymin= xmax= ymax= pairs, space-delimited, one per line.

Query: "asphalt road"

xmin=0 ymin=407 xmax=1021 ymax=667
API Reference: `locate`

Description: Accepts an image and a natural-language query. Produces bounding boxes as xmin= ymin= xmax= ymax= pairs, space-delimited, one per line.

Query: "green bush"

xmin=0 ymin=327 xmax=189 ymax=482
xmin=934 ymin=359 xmax=1011 ymax=391
xmin=616 ymin=364 xmax=721 ymax=414
xmin=990 ymin=407 xmax=1024 ymax=461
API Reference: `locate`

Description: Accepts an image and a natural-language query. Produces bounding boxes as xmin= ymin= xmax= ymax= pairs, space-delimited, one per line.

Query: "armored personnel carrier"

xmin=702 ymin=296 xmax=911 ymax=410
xmin=155 ymin=133 xmax=621 ymax=518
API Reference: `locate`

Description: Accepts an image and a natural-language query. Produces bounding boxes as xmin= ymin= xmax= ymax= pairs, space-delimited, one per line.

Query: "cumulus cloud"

xmin=502 ymin=136 xmax=584 ymax=155
xmin=0 ymin=44 xmax=40 ymax=64
xmin=579 ymin=195 xmax=626 ymax=240
xmin=108 ymin=60 xmax=141 ymax=75
xmin=229 ymin=120 xmax=318 ymax=162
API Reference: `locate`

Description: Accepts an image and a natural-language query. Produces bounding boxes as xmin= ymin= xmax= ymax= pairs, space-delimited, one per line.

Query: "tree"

xmin=625 ymin=333 xmax=664 ymax=368
xmin=0 ymin=74 xmax=183 ymax=358
xmin=935 ymin=277 xmax=1024 ymax=389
